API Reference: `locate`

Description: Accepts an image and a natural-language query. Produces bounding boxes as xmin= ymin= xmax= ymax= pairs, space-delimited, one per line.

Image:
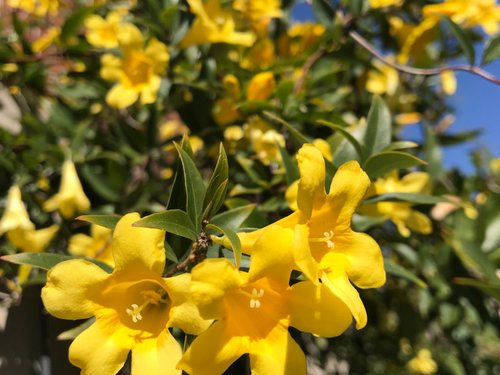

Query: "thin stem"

xmin=349 ymin=30 xmax=500 ymax=85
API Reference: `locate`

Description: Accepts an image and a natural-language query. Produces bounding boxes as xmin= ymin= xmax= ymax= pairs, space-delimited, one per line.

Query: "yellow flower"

xmin=278 ymin=23 xmax=325 ymax=58
xmin=369 ymin=0 xmax=402 ymax=7
xmin=244 ymin=116 xmax=284 ymax=166
xmin=246 ymin=71 xmax=276 ymax=101
xmin=85 ymin=11 xmax=124 ymax=48
xmin=390 ymin=17 xmax=438 ymax=64
xmin=69 ymin=224 xmax=114 ymax=267
xmin=233 ymin=0 xmax=282 ymax=35
xmin=395 ymin=112 xmax=422 ymax=125
xmin=215 ymin=144 xmax=386 ymax=328
xmin=43 ymin=159 xmax=90 ymax=219
xmin=366 ymin=59 xmax=399 ymax=96
xmin=222 ymin=74 xmax=241 ymax=100
xmin=0 ymin=185 xmax=34 ymax=236
xmin=441 ymin=70 xmax=457 ymax=95
xmin=312 ymin=139 xmax=332 ymax=160
xmin=42 ymin=213 xmax=211 ymax=375
xmin=2 ymin=63 xmax=19 ymax=73
xmin=180 ymin=0 xmax=256 ymax=48
xmin=100 ymin=24 xmax=169 ymax=108
xmin=32 ymin=26 xmax=60 ymax=53
xmin=212 ymin=98 xmax=241 ymax=125
xmin=178 ymin=226 xmax=352 ymax=374
xmin=240 ymin=37 xmax=276 ymax=70
xmin=407 ymin=349 xmax=438 ymax=374
xmin=423 ymin=0 xmax=500 ymax=35
xmin=359 ymin=171 xmax=433 ymax=237
xmin=7 ymin=0 xmax=59 ymax=16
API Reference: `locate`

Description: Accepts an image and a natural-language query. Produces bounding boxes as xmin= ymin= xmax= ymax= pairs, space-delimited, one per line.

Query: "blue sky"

xmin=292 ymin=2 xmax=500 ymax=174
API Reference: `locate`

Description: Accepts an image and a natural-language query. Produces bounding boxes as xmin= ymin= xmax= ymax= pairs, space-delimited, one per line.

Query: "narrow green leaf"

xmin=277 ymin=144 xmax=300 ymax=185
xmin=363 ymin=151 xmax=426 ymax=179
xmin=363 ymin=95 xmax=392 ymax=159
xmin=1 ymin=253 xmax=113 ymax=273
xmin=61 ymin=6 xmax=97 ymax=43
xmin=384 ymin=258 xmax=427 ymax=288
xmin=424 ymin=126 xmax=443 ymax=181
xmin=317 ymin=119 xmax=364 ymax=159
xmin=210 ymin=204 xmax=256 ymax=232
xmin=454 ymin=277 xmax=500 ymax=300
xmin=263 ymin=111 xmax=310 ymax=145
xmin=164 ymin=240 xmax=179 ymax=263
xmin=175 ymin=143 xmax=206 ymax=231
xmin=383 ymin=141 xmax=419 ymax=151
xmin=482 ymin=34 xmax=500 ymax=65
xmin=81 ymin=165 xmax=121 ymax=202
xmin=77 ymin=214 xmax=121 ymax=229
xmin=440 ymin=15 xmax=475 ymax=65
xmin=347 ymin=0 xmax=364 ymax=16
xmin=311 ymin=0 xmax=335 ymax=30
xmin=133 ymin=209 xmax=198 ymax=241
xmin=206 ymin=224 xmax=242 ymax=268
xmin=203 ymin=144 xmax=228 ymax=219
xmin=202 ymin=180 xmax=228 ymax=220
xmin=58 ymin=318 xmax=95 ymax=340
xmin=236 ymin=155 xmax=270 ymax=188
xmin=362 ymin=192 xmax=454 ymax=205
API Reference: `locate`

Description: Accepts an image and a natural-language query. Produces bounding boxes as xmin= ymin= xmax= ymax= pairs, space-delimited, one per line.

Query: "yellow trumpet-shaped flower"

xmin=31 ymin=26 xmax=60 ymax=53
xmin=85 ymin=11 xmax=125 ymax=48
xmin=0 ymin=185 xmax=34 ymax=236
xmin=214 ymin=144 xmax=385 ymax=329
xmin=407 ymin=349 xmax=438 ymax=374
xmin=389 ymin=17 xmax=438 ymax=64
xmin=233 ymin=0 xmax=282 ymax=35
xmin=7 ymin=0 xmax=60 ymax=16
xmin=69 ymin=224 xmax=114 ymax=267
xmin=43 ymin=159 xmax=90 ymax=219
xmin=243 ymin=116 xmax=284 ymax=166
xmin=42 ymin=213 xmax=211 ymax=375
xmin=178 ymin=226 xmax=352 ymax=375
xmin=100 ymin=24 xmax=169 ymax=108
xmin=278 ymin=22 xmax=325 ymax=58
xmin=358 ymin=171 xmax=433 ymax=237
xmin=246 ymin=71 xmax=276 ymax=101
xmin=369 ymin=0 xmax=402 ymax=7
xmin=180 ymin=0 xmax=256 ymax=48
xmin=423 ymin=0 xmax=500 ymax=35
xmin=366 ymin=59 xmax=399 ymax=96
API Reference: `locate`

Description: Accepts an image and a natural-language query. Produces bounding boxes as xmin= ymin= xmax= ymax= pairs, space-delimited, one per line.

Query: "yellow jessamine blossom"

xmin=313 ymin=138 xmax=332 ymax=160
xmin=240 ymin=37 xmax=276 ymax=70
xmin=359 ymin=171 xmax=433 ymax=237
xmin=179 ymin=226 xmax=352 ymax=374
xmin=278 ymin=23 xmax=325 ymax=58
xmin=215 ymin=144 xmax=386 ymax=329
xmin=369 ymin=0 xmax=402 ymax=7
xmin=69 ymin=224 xmax=114 ymax=267
xmin=213 ymin=98 xmax=242 ymax=126
xmin=246 ymin=71 xmax=276 ymax=101
xmin=395 ymin=112 xmax=422 ymax=125
xmin=244 ymin=116 xmax=284 ymax=166
xmin=407 ymin=349 xmax=438 ymax=374
xmin=43 ymin=159 xmax=91 ymax=219
xmin=423 ymin=0 xmax=500 ymax=35
xmin=233 ymin=0 xmax=282 ymax=35
xmin=2 ymin=63 xmax=19 ymax=73
xmin=42 ymin=213 xmax=211 ymax=375
xmin=366 ymin=59 xmax=399 ymax=96
xmin=223 ymin=125 xmax=246 ymax=154
xmin=100 ymin=24 xmax=169 ymax=108
xmin=222 ymin=74 xmax=241 ymax=100
xmin=441 ymin=70 xmax=457 ymax=95
xmin=180 ymin=0 xmax=256 ymax=48
xmin=7 ymin=0 xmax=60 ymax=16
xmin=85 ymin=11 xmax=125 ymax=48
xmin=32 ymin=27 xmax=60 ymax=53
xmin=0 ymin=185 xmax=35 ymax=236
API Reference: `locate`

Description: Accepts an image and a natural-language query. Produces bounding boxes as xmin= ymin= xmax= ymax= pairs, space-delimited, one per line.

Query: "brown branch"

xmin=349 ymin=30 xmax=500 ymax=85
xmin=293 ymin=47 xmax=325 ymax=94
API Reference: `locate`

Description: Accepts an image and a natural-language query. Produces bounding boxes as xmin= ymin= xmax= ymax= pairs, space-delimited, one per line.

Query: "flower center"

xmin=125 ymin=288 xmax=168 ymax=324
xmin=238 ymin=287 xmax=265 ymax=309
xmin=122 ymin=50 xmax=152 ymax=87
xmin=309 ymin=229 xmax=335 ymax=249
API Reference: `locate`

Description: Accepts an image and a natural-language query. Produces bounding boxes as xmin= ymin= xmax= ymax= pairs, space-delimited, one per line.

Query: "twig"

xmin=293 ymin=47 xmax=325 ymax=94
xmin=349 ymin=30 xmax=500 ymax=85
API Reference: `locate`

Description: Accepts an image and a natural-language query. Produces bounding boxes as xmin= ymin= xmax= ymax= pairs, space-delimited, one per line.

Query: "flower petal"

xmin=106 ymin=83 xmax=139 ymax=108
xmin=69 ymin=322 xmax=130 ymax=374
xmin=292 ymin=224 xmax=319 ymax=283
xmin=335 ymin=230 xmax=386 ymax=289
xmin=248 ymin=225 xmax=295 ymax=284
xmin=42 ymin=259 xmax=108 ymax=320
xmin=296 ymin=144 xmax=326 ymax=218
xmin=177 ymin=321 xmax=249 ymax=375
xmin=190 ymin=258 xmax=245 ymax=319
xmin=250 ymin=326 xmax=306 ymax=375
xmin=290 ymin=281 xmax=352 ymax=337
xmin=132 ymin=331 xmax=182 ymax=375
xmin=398 ymin=171 xmax=432 ymax=194
xmin=165 ymin=273 xmax=213 ymax=335
xmin=405 ymin=209 xmax=432 ymax=234
xmin=327 ymin=160 xmax=370 ymax=228
xmin=112 ymin=213 xmax=166 ymax=275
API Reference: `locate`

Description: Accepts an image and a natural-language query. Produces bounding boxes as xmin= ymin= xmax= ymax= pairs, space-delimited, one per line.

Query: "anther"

xmin=126 ymin=304 xmax=143 ymax=323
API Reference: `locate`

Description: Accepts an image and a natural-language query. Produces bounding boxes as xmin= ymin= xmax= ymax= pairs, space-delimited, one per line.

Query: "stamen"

xmin=249 ymin=288 xmax=265 ymax=309
xmin=309 ymin=229 xmax=335 ymax=249
xmin=126 ymin=304 xmax=143 ymax=323
xmin=125 ymin=288 xmax=169 ymax=323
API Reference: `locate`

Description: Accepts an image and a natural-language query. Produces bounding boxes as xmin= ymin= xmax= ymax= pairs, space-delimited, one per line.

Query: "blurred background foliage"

xmin=0 ymin=0 xmax=499 ymax=374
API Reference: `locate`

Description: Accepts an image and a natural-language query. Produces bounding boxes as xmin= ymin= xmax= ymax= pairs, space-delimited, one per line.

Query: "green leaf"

xmin=383 ymin=141 xmax=419 ymax=151
xmin=81 ymin=165 xmax=121 ymax=202
xmin=440 ymin=15 xmax=475 ymax=65
xmin=175 ymin=144 xmax=206 ymax=231
xmin=77 ymin=214 xmax=121 ymax=229
xmin=210 ymin=204 xmax=256 ymax=232
xmin=262 ymin=111 xmax=309 ymax=145
xmin=61 ymin=6 xmax=97 ymax=43
xmin=454 ymin=277 xmax=500 ymax=300
xmin=363 ymin=151 xmax=426 ymax=179
xmin=206 ymin=224 xmax=242 ymax=268
xmin=203 ymin=144 xmax=228 ymax=219
xmin=347 ymin=0 xmax=365 ymax=16
xmin=424 ymin=126 xmax=443 ymax=181
xmin=363 ymin=95 xmax=392 ymax=159
xmin=1 ymin=253 xmax=113 ymax=273
xmin=482 ymin=34 xmax=500 ymax=65
xmin=362 ymin=192 xmax=454 ymax=205
xmin=311 ymin=0 xmax=335 ymax=30
xmin=277 ymin=144 xmax=300 ymax=185
xmin=133 ymin=209 xmax=198 ymax=241
xmin=164 ymin=240 xmax=179 ymax=263
xmin=236 ymin=155 xmax=270 ymax=188
xmin=384 ymin=258 xmax=427 ymax=288
xmin=317 ymin=119 xmax=364 ymax=159
xmin=58 ymin=318 xmax=95 ymax=340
